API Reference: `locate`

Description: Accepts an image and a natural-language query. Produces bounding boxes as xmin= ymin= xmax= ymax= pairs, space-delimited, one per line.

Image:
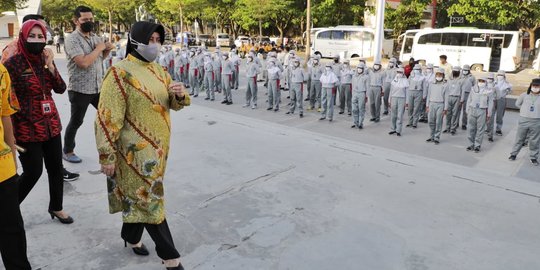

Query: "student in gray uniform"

xmin=188 ymin=50 xmax=200 ymax=97
xmin=332 ymin=56 xmax=342 ymax=106
xmin=266 ymin=59 xmax=282 ymax=111
xmin=460 ymin=64 xmax=476 ymax=130
xmin=351 ymin=63 xmax=369 ymax=129
xmin=426 ymin=68 xmax=448 ymax=144
xmin=173 ymin=48 xmax=182 ymax=81
xmin=368 ymin=61 xmax=385 ymax=122
xmin=203 ymin=53 xmax=215 ymax=101
xmin=212 ymin=52 xmax=222 ymax=93
xmin=383 ymin=58 xmax=397 ymax=115
xmin=230 ymin=49 xmax=240 ymax=90
xmin=180 ymin=48 xmax=190 ymax=86
xmin=319 ymin=64 xmax=340 ymax=121
xmin=509 ymin=78 xmax=540 ymax=165
xmin=443 ymin=66 xmax=465 ymax=135
xmin=304 ymin=56 xmax=312 ymax=101
xmin=286 ymin=58 xmax=307 ymax=117
xmin=485 ymin=73 xmax=498 ymax=142
xmin=407 ymin=64 xmax=425 ymax=128
xmin=339 ymin=60 xmax=354 ymax=115
xmin=243 ymin=54 xmax=260 ymax=109
xmin=221 ymin=52 xmax=234 ymax=105
xmin=419 ymin=63 xmax=435 ymax=123
xmin=388 ymin=68 xmax=409 ymax=136
xmin=466 ymin=77 xmax=493 ymax=152
xmin=309 ymin=55 xmax=323 ymax=111
xmin=492 ymin=70 xmax=512 ymax=136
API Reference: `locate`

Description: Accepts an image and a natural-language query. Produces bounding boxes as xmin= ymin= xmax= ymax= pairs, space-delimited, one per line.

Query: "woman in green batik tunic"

xmin=94 ymin=21 xmax=189 ymax=270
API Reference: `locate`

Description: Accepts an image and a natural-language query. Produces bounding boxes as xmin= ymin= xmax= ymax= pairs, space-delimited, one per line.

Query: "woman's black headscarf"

xmin=126 ymin=21 xmax=165 ymax=60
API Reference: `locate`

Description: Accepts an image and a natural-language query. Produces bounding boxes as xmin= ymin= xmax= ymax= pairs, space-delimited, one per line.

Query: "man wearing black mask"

xmin=63 ymin=6 xmax=113 ymax=164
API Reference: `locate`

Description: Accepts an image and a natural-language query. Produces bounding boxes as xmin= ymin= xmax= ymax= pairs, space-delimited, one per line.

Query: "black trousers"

xmin=63 ymin=91 xmax=100 ymax=154
xmin=18 ymin=135 xmax=64 ymax=211
xmin=0 ymin=175 xmax=32 ymax=270
xmin=121 ymin=219 xmax=180 ymax=260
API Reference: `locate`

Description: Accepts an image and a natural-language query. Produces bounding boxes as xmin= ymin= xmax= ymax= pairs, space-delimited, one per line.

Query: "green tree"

xmin=385 ymin=0 xmax=430 ymax=39
xmin=42 ymin=0 xmax=84 ymax=31
xmin=312 ymin=0 xmax=365 ymax=27
xmin=448 ymin=0 xmax=540 ymax=48
xmin=0 ymin=0 xmax=27 ymax=12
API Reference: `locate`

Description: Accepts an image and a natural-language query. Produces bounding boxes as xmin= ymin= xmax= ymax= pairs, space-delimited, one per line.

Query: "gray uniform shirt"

xmin=245 ymin=61 xmax=260 ymax=78
xmin=310 ymin=65 xmax=323 ymax=81
xmin=341 ymin=67 xmax=354 ymax=84
xmin=221 ymin=59 xmax=234 ymax=75
xmin=369 ymin=70 xmax=385 ymax=87
xmin=64 ymin=30 xmax=104 ymax=94
xmin=290 ymin=67 xmax=307 ymax=83
xmin=426 ymin=81 xmax=449 ymax=109
xmin=352 ymin=74 xmax=369 ymax=93
xmin=516 ymin=93 xmax=540 ymax=118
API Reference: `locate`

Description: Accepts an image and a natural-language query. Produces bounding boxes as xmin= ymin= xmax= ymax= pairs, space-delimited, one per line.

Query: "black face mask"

xmin=452 ymin=71 xmax=460 ymax=78
xmin=334 ymin=59 xmax=339 ymax=63
xmin=80 ymin=21 xmax=94 ymax=33
xmin=26 ymin=42 xmax=46 ymax=55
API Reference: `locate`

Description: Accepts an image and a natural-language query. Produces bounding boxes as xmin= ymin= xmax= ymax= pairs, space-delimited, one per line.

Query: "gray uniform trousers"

xmin=352 ymin=92 xmax=367 ymax=127
xmin=245 ymin=77 xmax=258 ymax=106
xmin=511 ymin=117 xmax=540 ymax=159
xmin=369 ymin=86 xmax=383 ymax=120
xmin=419 ymin=99 xmax=427 ymax=121
xmin=222 ymin=74 xmax=233 ymax=102
xmin=214 ymin=71 xmax=222 ymax=93
xmin=204 ymin=71 xmax=214 ymax=99
xmin=467 ymin=107 xmax=487 ymax=147
xmin=486 ymin=101 xmax=497 ymax=139
xmin=407 ymin=90 xmax=423 ymax=126
xmin=306 ymin=77 xmax=311 ymax=100
xmin=267 ymin=79 xmax=280 ymax=109
xmin=446 ymin=96 xmax=461 ymax=132
xmin=461 ymin=92 xmax=470 ymax=127
xmin=310 ymin=80 xmax=322 ymax=109
xmin=189 ymin=69 xmax=199 ymax=95
xmin=428 ymin=102 xmax=444 ymax=140
xmin=391 ymin=97 xmax=406 ymax=133
xmin=339 ymin=84 xmax=352 ymax=113
xmin=321 ymin=87 xmax=336 ymax=120
xmin=383 ymin=82 xmax=391 ymax=113
xmin=289 ymin=82 xmax=304 ymax=113
xmin=232 ymin=66 xmax=239 ymax=89
xmin=495 ymin=98 xmax=506 ymax=132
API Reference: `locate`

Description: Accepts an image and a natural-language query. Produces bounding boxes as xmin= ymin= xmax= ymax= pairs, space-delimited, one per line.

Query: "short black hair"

xmin=439 ymin=55 xmax=447 ymax=60
xmin=528 ymin=78 xmax=540 ymax=94
xmin=22 ymin=14 xmax=44 ymax=23
xmin=74 ymin=6 xmax=93 ymax=18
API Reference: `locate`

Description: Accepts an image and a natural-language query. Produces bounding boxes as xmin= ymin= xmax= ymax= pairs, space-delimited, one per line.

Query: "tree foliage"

xmin=385 ymin=0 xmax=430 ymax=38
xmin=312 ymin=0 xmax=365 ymax=27
xmin=0 ymin=0 xmax=28 ymax=12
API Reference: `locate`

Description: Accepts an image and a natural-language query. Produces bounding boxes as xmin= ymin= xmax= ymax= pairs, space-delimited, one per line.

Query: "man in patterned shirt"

xmin=63 ymin=6 xmax=113 ymax=163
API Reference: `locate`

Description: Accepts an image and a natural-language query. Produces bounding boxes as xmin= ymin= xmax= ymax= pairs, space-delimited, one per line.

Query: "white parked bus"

xmin=400 ymin=28 xmax=523 ymax=72
xmin=310 ymin=26 xmax=394 ymax=59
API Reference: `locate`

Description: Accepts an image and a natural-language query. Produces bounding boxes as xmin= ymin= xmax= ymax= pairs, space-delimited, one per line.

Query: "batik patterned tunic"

xmin=95 ymin=54 xmax=190 ymax=224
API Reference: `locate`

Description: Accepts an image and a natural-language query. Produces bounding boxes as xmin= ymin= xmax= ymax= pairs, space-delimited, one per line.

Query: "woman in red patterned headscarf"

xmin=3 ymin=20 xmax=74 ymax=224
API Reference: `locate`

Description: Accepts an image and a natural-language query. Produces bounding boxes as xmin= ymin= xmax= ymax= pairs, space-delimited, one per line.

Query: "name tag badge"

xmin=41 ymin=100 xmax=52 ymax=115
xmin=531 ymin=106 xmax=535 ymax=112
xmin=476 ymin=103 xmax=480 ymax=109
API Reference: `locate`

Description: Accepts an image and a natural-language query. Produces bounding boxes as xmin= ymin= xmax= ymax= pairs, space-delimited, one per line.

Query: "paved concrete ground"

xmin=3 ymin=46 xmax=540 ymax=270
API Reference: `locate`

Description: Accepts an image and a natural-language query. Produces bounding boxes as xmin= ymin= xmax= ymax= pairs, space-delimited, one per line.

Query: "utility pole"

xmin=373 ymin=0 xmax=385 ymax=62
xmin=306 ymin=0 xmax=311 ymax=57
xmin=431 ymin=0 xmax=437 ymax=28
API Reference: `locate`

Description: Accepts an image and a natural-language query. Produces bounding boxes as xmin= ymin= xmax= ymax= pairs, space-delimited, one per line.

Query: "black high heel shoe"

xmin=48 ymin=210 xmax=74 ymax=224
xmin=166 ymin=262 xmax=184 ymax=270
xmin=124 ymin=240 xmax=150 ymax=256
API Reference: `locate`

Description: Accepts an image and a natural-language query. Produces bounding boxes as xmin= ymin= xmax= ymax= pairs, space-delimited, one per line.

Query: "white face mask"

xmin=497 ymin=75 xmax=504 ymax=81
xmin=478 ymin=82 xmax=486 ymax=88
xmin=313 ymin=60 xmax=319 ymax=65
xmin=325 ymin=67 xmax=332 ymax=73
xmin=389 ymin=63 xmax=394 ymax=68
xmin=396 ymin=73 xmax=403 ymax=79
xmin=435 ymin=76 xmax=443 ymax=82
xmin=222 ymin=56 xmax=228 ymax=60
xmin=248 ymin=57 xmax=253 ymax=62
xmin=294 ymin=62 xmax=300 ymax=67
xmin=373 ymin=65 xmax=381 ymax=71
xmin=462 ymin=70 xmax=469 ymax=75
xmin=426 ymin=69 xmax=433 ymax=74
xmin=531 ymin=87 xmax=540 ymax=93
xmin=414 ymin=70 xmax=421 ymax=75
xmin=357 ymin=68 xmax=364 ymax=74
xmin=131 ymin=38 xmax=161 ymax=62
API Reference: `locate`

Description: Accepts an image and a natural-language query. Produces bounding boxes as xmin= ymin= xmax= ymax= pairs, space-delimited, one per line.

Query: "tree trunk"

xmin=277 ymin=26 xmax=284 ymax=45
xmin=108 ymin=9 xmax=113 ymax=42
xmin=306 ymin=0 xmax=311 ymax=56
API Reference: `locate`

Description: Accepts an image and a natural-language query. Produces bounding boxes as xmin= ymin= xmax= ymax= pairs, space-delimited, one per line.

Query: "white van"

xmin=216 ymin=33 xmax=232 ymax=47
xmin=310 ymin=26 xmax=394 ymax=59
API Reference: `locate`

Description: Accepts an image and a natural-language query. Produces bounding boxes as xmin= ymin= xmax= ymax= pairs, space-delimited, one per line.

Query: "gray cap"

xmin=389 ymin=57 xmax=397 ymax=63
xmin=486 ymin=72 xmax=495 ymax=80
xmin=497 ymin=70 xmax=506 ymax=76
xmin=357 ymin=63 xmax=366 ymax=69
xmin=452 ymin=66 xmax=461 ymax=71
xmin=396 ymin=67 xmax=405 ymax=73
xmin=426 ymin=63 xmax=434 ymax=69
xmin=462 ymin=64 xmax=471 ymax=71
xmin=325 ymin=63 xmax=332 ymax=68
xmin=413 ymin=64 xmax=422 ymax=70
xmin=290 ymin=50 xmax=296 ymax=55
xmin=222 ymin=52 xmax=229 ymax=57
xmin=435 ymin=68 xmax=445 ymax=74
xmin=373 ymin=61 xmax=381 ymax=66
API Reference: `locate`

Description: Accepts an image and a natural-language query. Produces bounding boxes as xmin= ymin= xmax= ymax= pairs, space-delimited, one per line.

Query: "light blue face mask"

xmin=130 ymin=37 xmax=161 ymax=62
